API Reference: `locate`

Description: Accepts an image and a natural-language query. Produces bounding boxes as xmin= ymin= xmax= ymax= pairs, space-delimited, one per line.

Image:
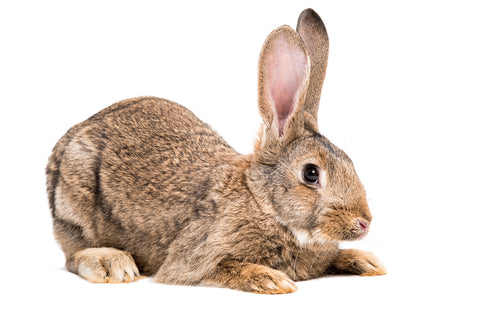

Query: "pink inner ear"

xmin=267 ymin=36 xmax=308 ymax=136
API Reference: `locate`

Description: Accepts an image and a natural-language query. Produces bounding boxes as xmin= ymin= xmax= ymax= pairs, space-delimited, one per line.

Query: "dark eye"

xmin=303 ymin=164 xmax=320 ymax=184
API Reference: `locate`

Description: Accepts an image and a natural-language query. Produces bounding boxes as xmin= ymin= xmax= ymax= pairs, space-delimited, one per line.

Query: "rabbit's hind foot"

xmin=68 ymin=247 xmax=141 ymax=283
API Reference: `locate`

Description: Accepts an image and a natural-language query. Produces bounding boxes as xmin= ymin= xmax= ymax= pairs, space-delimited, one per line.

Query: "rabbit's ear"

xmin=258 ymin=25 xmax=311 ymax=138
xmin=296 ymin=9 xmax=329 ymax=132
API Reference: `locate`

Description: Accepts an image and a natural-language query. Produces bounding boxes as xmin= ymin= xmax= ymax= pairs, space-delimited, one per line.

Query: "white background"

xmin=1 ymin=0 xmax=479 ymax=319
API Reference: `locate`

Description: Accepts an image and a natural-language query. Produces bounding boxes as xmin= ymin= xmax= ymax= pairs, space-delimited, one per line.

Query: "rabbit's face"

xmin=251 ymin=133 xmax=371 ymax=245
xmin=252 ymin=13 xmax=372 ymax=246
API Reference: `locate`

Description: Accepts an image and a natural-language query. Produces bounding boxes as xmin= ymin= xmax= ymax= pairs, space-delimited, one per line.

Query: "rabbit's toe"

xmin=72 ymin=248 xmax=141 ymax=283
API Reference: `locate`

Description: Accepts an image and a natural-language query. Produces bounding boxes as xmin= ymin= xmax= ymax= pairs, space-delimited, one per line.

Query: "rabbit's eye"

xmin=303 ymin=165 xmax=320 ymax=185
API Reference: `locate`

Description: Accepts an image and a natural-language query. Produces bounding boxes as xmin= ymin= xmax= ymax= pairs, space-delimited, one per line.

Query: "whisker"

xmin=292 ymin=251 xmax=299 ymax=281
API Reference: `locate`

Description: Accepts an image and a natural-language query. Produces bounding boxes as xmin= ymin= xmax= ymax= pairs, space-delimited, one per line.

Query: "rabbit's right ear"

xmin=258 ymin=26 xmax=311 ymax=142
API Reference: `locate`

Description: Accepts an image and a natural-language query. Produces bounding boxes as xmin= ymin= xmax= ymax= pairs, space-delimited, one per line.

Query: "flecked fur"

xmin=46 ymin=9 xmax=385 ymax=294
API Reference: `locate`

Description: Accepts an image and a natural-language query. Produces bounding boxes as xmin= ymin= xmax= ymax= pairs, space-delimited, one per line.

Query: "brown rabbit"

xmin=46 ymin=8 xmax=385 ymax=294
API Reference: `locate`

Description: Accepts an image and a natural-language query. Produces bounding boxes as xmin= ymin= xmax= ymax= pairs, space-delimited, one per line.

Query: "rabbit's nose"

xmin=357 ymin=219 xmax=369 ymax=232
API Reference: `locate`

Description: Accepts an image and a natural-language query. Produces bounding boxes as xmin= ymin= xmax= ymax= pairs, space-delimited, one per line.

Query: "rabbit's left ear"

xmin=258 ymin=25 xmax=311 ymax=139
xmin=296 ymin=8 xmax=329 ymax=132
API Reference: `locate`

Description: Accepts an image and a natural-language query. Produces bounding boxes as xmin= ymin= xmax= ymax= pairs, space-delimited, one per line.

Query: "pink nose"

xmin=357 ymin=220 xmax=369 ymax=232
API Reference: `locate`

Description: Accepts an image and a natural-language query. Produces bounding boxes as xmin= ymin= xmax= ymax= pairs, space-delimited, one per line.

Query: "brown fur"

xmin=46 ymin=9 xmax=385 ymax=293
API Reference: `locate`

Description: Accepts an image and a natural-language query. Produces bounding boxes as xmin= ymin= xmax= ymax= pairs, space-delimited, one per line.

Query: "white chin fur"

xmin=290 ymin=227 xmax=329 ymax=247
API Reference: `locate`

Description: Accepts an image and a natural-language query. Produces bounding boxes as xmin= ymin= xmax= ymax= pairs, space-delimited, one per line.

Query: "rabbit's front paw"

xmin=206 ymin=261 xmax=297 ymax=294
xmin=244 ymin=265 xmax=297 ymax=294
xmin=329 ymin=249 xmax=387 ymax=277
xmin=70 ymin=248 xmax=141 ymax=283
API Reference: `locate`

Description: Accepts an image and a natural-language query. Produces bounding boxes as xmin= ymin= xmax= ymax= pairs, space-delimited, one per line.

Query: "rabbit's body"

xmin=47 ymin=9 xmax=385 ymax=293
xmin=48 ymin=96 xmax=339 ymax=282
xmin=48 ymin=97 xmax=237 ymax=276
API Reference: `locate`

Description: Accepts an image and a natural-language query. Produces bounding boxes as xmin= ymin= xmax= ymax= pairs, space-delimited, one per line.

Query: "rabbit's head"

xmin=249 ymin=9 xmax=371 ymax=245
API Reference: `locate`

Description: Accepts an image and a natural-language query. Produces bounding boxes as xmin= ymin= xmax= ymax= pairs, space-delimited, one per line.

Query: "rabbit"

xmin=46 ymin=8 xmax=386 ymax=294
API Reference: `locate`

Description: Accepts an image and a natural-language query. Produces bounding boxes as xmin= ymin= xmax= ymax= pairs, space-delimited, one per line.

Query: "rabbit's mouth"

xmin=317 ymin=216 xmax=371 ymax=242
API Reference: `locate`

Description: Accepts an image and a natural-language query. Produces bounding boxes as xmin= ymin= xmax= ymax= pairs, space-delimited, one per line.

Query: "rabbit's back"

xmin=47 ymin=96 xmax=239 ymax=274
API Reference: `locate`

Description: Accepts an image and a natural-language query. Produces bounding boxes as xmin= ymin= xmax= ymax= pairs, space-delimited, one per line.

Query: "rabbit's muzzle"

xmin=317 ymin=208 xmax=372 ymax=242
